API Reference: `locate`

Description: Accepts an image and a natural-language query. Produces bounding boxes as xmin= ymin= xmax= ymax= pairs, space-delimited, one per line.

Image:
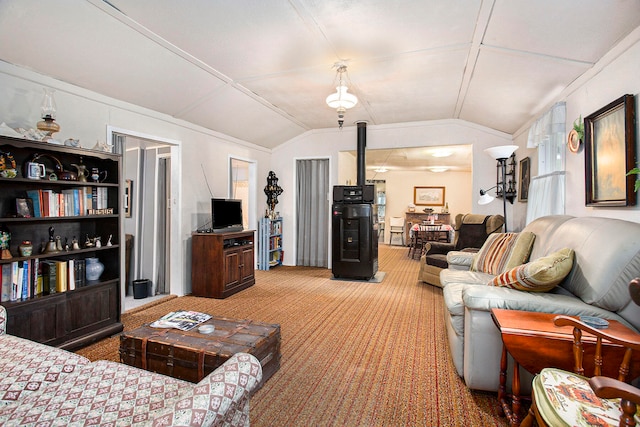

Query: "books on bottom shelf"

xmin=1 ymin=258 xmax=89 ymax=302
xmin=150 ymin=310 xmax=212 ymax=331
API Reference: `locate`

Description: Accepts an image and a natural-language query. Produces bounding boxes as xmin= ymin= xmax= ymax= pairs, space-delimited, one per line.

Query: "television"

xmin=211 ymin=198 xmax=244 ymax=233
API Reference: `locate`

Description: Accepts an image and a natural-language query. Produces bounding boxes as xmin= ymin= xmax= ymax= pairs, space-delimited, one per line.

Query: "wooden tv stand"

xmin=191 ymin=230 xmax=255 ymax=299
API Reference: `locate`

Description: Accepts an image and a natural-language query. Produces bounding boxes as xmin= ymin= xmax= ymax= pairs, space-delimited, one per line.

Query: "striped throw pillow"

xmin=471 ymin=232 xmax=535 ymax=275
xmin=490 ymin=248 xmax=574 ymax=292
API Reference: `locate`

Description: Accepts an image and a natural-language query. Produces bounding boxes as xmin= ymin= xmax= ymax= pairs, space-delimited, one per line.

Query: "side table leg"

xmin=512 ymin=360 xmax=521 ymax=426
xmin=497 ymin=344 xmax=507 ymax=417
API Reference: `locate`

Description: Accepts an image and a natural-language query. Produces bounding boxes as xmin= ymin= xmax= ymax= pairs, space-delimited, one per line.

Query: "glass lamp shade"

xmin=326 ymin=85 xmax=358 ymax=109
xmin=40 ymin=88 xmax=57 ymax=120
xmin=478 ymin=193 xmax=495 ymax=205
xmin=484 ymin=145 xmax=518 ymax=160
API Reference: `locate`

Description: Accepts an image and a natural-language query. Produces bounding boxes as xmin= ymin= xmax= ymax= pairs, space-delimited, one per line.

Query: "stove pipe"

xmin=356 ymin=121 xmax=367 ymax=186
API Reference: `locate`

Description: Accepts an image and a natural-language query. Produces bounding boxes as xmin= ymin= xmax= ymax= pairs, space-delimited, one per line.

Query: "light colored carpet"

xmin=76 ymin=245 xmax=507 ymax=427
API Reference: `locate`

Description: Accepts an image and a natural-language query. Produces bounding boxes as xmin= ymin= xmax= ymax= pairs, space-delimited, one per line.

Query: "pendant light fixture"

xmin=326 ymin=62 xmax=358 ymax=129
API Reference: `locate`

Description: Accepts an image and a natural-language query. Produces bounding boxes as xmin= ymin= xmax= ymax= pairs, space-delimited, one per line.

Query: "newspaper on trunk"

xmin=150 ymin=310 xmax=212 ymax=331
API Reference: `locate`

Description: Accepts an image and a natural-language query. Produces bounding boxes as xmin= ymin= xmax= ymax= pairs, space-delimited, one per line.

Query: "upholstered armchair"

xmin=418 ymin=213 xmax=504 ymax=287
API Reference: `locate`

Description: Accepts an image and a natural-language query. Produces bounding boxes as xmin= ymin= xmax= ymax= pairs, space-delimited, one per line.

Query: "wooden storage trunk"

xmin=119 ymin=316 xmax=280 ymax=386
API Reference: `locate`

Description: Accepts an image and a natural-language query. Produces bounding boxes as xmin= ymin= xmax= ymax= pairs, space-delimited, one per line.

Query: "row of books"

xmin=269 ymin=236 xmax=281 ymax=250
xmin=1 ymin=258 xmax=89 ymax=302
xmin=24 ymin=187 xmax=108 ymax=218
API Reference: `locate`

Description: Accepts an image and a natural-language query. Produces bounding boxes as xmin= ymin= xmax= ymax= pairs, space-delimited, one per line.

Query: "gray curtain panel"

xmin=296 ymin=159 xmax=329 ymax=267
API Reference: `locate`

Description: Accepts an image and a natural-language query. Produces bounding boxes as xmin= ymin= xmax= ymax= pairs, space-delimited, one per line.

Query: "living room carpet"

xmin=76 ymin=245 xmax=508 ymax=427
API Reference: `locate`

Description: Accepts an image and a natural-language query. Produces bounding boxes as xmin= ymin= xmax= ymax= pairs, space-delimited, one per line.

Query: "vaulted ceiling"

xmin=0 ymin=0 xmax=638 ymax=150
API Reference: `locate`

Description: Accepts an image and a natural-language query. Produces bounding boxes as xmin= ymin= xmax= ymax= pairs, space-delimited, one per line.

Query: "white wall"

xmin=513 ymin=28 xmax=640 ymax=227
xmin=0 ymin=61 xmax=272 ymax=306
xmin=272 ymin=121 xmax=512 ymax=265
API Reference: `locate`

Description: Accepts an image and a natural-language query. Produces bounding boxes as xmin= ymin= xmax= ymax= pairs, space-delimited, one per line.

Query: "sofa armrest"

xmin=446 ymin=251 xmax=475 ymax=270
xmin=0 ymin=305 xmax=6 ymax=335
xmin=153 ymin=352 xmax=263 ymax=427
xmin=424 ymin=241 xmax=455 ymax=256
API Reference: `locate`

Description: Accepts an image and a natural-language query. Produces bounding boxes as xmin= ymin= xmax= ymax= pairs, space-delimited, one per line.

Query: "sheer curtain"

xmin=296 ymin=159 xmax=329 ymax=267
xmin=526 ymin=102 xmax=567 ymax=224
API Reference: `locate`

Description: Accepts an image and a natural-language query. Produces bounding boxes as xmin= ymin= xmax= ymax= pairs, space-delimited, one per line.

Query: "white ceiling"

xmin=0 ymin=0 xmax=639 ymax=154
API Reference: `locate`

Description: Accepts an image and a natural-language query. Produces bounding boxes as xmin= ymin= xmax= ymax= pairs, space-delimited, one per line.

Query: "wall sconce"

xmin=478 ymin=145 xmax=518 ymax=232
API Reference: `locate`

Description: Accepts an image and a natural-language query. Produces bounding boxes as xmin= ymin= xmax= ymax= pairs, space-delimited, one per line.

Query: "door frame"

xmin=107 ymin=126 xmax=182 ymax=313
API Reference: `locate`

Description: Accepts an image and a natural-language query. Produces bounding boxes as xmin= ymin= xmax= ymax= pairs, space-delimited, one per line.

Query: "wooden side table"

xmin=490 ymin=308 xmax=640 ymax=427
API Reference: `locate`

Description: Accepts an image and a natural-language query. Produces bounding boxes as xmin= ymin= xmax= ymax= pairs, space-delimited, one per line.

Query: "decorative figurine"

xmin=84 ymin=234 xmax=94 ymax=248
xmin=44 ymin=226 xmax=59 ymax=254
xmin=0 ymin=224 xmax=12 ymax=260
xmin=106 ymin=234 xmax=113 ymax=247
xmin=95 ymin=236 xmax=101 ymax=248
xmin=72 ymin=236 xmax=80 ymax=250
xmin=263 ymin=171 xmax=283 ymax=218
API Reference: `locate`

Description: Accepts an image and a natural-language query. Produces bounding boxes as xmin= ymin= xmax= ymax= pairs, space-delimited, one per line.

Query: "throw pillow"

xmin=489 ymin=248 xmax=575 ymax=292
xmin=471 ymin=232 xmax=536 ymax=275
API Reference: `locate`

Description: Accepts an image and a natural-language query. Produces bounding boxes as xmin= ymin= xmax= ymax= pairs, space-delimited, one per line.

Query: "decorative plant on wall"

xmin=627 ymin=166 xmax=640 ymax=192
xmin=573 ymin=116 xmax=584 ymax=142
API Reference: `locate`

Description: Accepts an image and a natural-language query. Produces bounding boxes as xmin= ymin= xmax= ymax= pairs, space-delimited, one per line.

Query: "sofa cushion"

xmin=0 ymin=360 xmax=191 ymax=425
xmin=489 ymin=248 xmax=574 ymax=292
xmin=0 ymin=334 xmax=90 ymax=406
xmin=531 ymin=368 xmax=622 ymax=427
xmin=425 ymin=253 xmax=448 ymax=269
xmin=471 ymin=232 xmax=535 ymax=275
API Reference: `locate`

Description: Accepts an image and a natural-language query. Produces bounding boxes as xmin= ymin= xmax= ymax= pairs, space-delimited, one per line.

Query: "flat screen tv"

xmin=211 ymin=198 xmax=243 ymax=233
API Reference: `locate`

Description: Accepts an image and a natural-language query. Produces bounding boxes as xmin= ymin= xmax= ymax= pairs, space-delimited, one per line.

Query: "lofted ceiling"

xmin=0 ymin=0 xmax=639 ymax=153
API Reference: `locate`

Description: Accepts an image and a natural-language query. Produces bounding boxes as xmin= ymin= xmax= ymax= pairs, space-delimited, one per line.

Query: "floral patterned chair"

xmin=0 ymin=306 xmax=263 ymax=426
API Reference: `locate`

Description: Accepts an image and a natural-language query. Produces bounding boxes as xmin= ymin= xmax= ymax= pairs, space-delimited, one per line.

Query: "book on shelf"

xmin=26 ymin=190 xmax=42 ymax=217
xmin=1 ymin=264 xmax=10 ymax=302
xmin=67 ymin=259 xmax=75 ymax=291
xmin=75 ymin=258 xmax=85 ymax=288
xmin=55 ymin=260 xmax=67 ymax=293
xmin=21 ymin=260 xmax=30 ymax=300
xmin=149 ymin=310 xmax=212 ymax=331
xmin=41 ymin=261 xmax=57 ymax=295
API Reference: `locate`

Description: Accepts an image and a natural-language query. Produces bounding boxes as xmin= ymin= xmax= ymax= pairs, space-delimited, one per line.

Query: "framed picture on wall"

xmin=518 ymin=157 xmax=530 ymax=202
xmin=584 ymin=94 xmax=636 ymax=207
xmin=414 ymin=186 xmax=445 ymax=206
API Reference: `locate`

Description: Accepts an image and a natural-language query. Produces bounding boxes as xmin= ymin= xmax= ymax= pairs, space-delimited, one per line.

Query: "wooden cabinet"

xmin=258 ymin=217 xmax=282 ymax=270
xmin=0 ymin=135 xmax=123 ymax=350
xmin=191 ymin=230 xmax=255 ymax=298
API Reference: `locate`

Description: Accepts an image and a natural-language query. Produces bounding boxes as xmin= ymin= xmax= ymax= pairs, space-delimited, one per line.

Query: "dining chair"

xmin=521 ymin=280 xmax=640 ymax=427
xmin=389 ymin=216 xmax=405 ymax=246
xmin=408 ymin=224 xmax=428 ymax=259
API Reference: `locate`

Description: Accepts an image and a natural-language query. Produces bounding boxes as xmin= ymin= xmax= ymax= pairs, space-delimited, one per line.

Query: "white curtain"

xmin=526 ymin=102 xmax=567 ymax=224
xmin=526 ymin=171 xmax=566 ymax=223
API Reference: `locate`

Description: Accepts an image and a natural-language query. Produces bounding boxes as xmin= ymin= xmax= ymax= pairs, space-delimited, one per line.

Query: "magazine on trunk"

xmin=150 ymin=310 xmax=212 ymax=331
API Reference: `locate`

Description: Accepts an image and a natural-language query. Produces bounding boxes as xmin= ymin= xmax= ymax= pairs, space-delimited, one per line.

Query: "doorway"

xmin=295 ymin=158 xmax=330 ymax=267
xmin=229 ymin=157 xmax=257 ymax=231
xmin=108 ymin=127 xmax=182 ymax=313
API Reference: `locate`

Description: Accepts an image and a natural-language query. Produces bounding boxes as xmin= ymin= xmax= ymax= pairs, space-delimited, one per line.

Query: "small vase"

xmin=19 ymin=240 xmax=33 ymax=257
xmin=85 ymin=257 xmax=104 ymax=281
